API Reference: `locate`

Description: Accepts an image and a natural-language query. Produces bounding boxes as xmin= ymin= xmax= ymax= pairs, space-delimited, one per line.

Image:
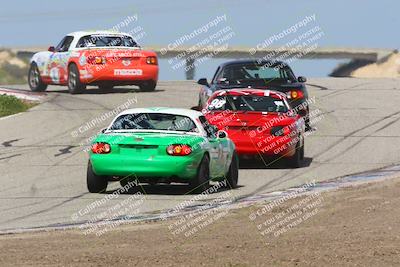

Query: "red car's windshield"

xmin=207 ymin=95 xmax=289 ymax=113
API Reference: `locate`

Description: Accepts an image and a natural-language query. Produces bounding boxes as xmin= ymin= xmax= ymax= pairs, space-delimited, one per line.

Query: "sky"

xmin=0 ymin=0 xmax=398 ymax=80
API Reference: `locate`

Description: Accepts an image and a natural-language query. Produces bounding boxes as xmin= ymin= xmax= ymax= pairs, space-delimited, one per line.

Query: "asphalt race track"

xmin=1 ymin=78 xmax=400 ymax=232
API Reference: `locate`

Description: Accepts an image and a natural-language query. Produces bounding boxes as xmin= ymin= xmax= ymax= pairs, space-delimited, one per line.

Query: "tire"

xmin=28 ymin=63 xmax=47 ymax=92
xmin=198 ymin=97 xmax=202 ymax=109
xmin=87 ymin=161 xmax=108 ymax=193
xmin=305 ymin=106 xmax=312 ymax=131
xmin=287 ymin=138 xmax=304 ymax=168
xmin=190 ymin=155 xmax=210 ymax=193
xmin=98 ymin=85 xmax=113 ymax=91
xmin=139 ymin=80 xmax=156 ymax=92
xmin=225 ymin=151 xmax=239 ymax=189
xmin=300 ymin=140 xmax=305 ymax=160
xmin=68 ymin=64 xmax=86 ymax=94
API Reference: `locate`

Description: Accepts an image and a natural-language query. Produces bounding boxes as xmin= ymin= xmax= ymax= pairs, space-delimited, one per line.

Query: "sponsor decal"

xmin=122 ymin=59 xmax=131 ymax=66
xmin=70 ymin=51 xmax=80 ymax=58
xmin=79 ymin=55 xmax=87 ymax=66
xmin=50 ymin=67 xmax=60 ymax=83
xmin=82 ymin=74 xmax=94 ymax=79
xmin=80 ymin=69 xmax=93 ymax=79
xmin=114 ymin=69 xmax=142 ymax=76
xmin=105 ymin=52 xmax=143 ymax=58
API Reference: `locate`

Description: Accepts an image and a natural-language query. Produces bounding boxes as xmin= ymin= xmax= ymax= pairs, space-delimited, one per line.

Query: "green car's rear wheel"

xmin=225 ymin=151 xmax=239 ymax=189
xmin=87 ymin=161 xmax=108 ymax=193
xmin=190 ymin=155 xmax=210 ymax=193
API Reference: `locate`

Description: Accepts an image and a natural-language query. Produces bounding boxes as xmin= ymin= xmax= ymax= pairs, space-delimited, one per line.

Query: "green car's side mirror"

xmin=217 ymin=130 xmax=228 ymax=139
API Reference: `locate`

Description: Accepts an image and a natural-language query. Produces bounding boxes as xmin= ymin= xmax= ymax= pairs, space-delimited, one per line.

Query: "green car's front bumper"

xmin=90 ymin=152 xmax=203 ymax=180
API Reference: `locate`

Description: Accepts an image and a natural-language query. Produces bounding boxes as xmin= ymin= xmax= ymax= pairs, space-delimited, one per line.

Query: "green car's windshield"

xmin=109 ymin=113 xmax=198 ymax=132
xmin=208 ymin=95 xmax=289 ymax=113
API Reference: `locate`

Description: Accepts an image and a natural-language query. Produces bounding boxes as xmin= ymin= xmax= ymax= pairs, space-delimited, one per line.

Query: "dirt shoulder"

xmin=1 ymin=177 xmax=400 ymax=267
xmin=351 ymin=53 xmax=400 ymax=78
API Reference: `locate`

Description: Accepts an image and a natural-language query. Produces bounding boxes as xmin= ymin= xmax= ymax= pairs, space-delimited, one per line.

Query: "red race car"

xmin=28 ymin=31 xmax=158 ymax=94
xmin=204 ymin=89 xmax=305 ymax=167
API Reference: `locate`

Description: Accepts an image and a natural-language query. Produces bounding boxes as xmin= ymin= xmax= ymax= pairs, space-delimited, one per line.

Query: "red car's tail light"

xmin=91 ymin=142 xmax=111 ymax=154
xmin=166 ymin=144 xmax=192 ymax=156
xmin=88 ymin=56 xmax=106 ymax=65
xmin=146 ymin=56 xmax=158 ymax=65
xmin=287 ymin=90 xmax=304 ymax=99
xmin=270 ymin=126 xmax=291 ymax=136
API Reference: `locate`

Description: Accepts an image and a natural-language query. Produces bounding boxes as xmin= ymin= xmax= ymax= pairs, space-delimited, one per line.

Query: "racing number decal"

xmin=208 ymin=98 xmax=226 ymax=109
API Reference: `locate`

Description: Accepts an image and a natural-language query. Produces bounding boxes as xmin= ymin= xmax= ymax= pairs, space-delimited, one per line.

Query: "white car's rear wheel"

xmin=68 ymin=64 xmax=86 ymax=94
xmin=139 ymin=80 xmax=156 ymax=92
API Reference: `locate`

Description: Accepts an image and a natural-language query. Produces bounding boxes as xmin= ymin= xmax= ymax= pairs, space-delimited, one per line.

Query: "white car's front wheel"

xmin=28 ymin=63 xmax=47 ymax=92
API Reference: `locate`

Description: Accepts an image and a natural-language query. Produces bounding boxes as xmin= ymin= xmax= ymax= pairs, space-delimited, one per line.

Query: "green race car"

xmin=87 ymin=107 xmax=238 ymax=193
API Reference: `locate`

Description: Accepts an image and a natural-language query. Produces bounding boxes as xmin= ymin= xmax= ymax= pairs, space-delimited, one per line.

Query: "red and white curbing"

xmin=0 ymin=87 xmax=46 ymax=102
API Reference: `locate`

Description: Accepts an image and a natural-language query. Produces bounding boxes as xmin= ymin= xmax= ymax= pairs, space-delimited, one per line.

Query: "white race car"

xmin=28 ymin=31 xmax=159 ymax=94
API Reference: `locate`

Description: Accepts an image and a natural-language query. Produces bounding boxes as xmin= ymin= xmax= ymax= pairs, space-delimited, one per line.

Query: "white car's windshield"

xmin=76 ymin=35 xmax=138 ymax=48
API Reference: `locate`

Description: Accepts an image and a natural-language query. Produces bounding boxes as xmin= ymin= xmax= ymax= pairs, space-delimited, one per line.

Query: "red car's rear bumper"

xmin=229 ymin=134 xmax=298 ymax=158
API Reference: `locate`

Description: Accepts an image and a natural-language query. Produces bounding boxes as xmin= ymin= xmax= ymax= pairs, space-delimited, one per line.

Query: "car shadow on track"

xmin=104 ymin=183 xmax=242 ymax=195
xmin=54 ymin=87 xmax=165 ymax=94
xmin=239 ymin=156 xmax=313 ymax=169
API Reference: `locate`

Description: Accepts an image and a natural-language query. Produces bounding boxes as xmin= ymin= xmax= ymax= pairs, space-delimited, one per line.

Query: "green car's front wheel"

xmin=87 ymin=161 xmax=108 ymax=193
xmin=190 ymin=155 xmax=210 ymax=193
xmin=225 ymin=151 xmax=239 ymax=189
